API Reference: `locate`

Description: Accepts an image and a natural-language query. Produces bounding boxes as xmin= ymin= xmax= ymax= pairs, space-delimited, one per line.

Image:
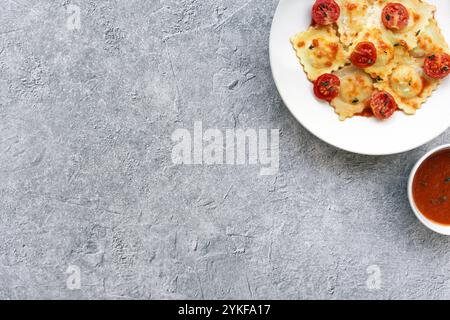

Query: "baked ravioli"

xmin=349 ymin=28 xmax=409 ymax=80
xmin=290 ymin=25 xmax=347 ymax=81
xmin=365 ymin=0 xmax=435 ymax=50
xmin=331 ymin=66 xmax=374 ymax=120
xmin=335 ymin=0 xmax=370 ymax=46
xmin=291 ymin=0 xmax=450 ymax=121
xmin=374 ymin=55 xmax=440 ymax=114
xmin=411 ymin=19 xmax=450 ymax=58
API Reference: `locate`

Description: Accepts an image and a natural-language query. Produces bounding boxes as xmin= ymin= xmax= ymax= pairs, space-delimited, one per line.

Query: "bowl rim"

xmin=408 ymin=144 xmax=450 ymax=235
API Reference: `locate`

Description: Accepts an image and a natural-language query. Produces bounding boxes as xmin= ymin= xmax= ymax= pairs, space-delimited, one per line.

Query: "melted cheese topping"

xmin=331 ymin=66 xmax=374 ymax=120
xmin=336 ymin=0 xmax=370 ymax=46
xmin=290 ymin=26 xmax=347 ymax=81
xmin=411 ymin=19 xmax=450 ymax=58
xmin=366 ymin=0 xmax=435 ymax=50
xmin=374 ymin=55 xmax=440 ymax=114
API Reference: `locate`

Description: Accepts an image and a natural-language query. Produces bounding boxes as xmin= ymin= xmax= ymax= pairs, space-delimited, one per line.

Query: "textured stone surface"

xmin=0 ymin=0 xmax=449 ymax=300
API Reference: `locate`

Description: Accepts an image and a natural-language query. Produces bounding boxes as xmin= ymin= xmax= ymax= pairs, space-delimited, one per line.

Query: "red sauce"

xmin=412 ymin=149 xmax=450 ymax=225
xmin=355 ymin=106 xmax=400 ymax=118
xmin=355 ymin=107 xmax=374 ymax=118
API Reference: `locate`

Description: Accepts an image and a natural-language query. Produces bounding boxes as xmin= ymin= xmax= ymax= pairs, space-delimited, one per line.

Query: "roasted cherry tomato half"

xmin=423 ymin=53 xmax=450 ymax=79
xmin=370 ymin=90 xmax=398 ymax=120
xmin=312 ymin=0 xmax=341 ymax=26
xmin=313 ymin=73 xmax=341 ymax=102
xmin=350 ymin=42 xmax=377 ymax=68
xmin=382 ymin=3 xmax=410 ymax=31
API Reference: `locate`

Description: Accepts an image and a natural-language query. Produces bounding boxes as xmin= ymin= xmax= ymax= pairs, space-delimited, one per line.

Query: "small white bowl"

xmin=408 ymin=144 xmax=450 ymax=235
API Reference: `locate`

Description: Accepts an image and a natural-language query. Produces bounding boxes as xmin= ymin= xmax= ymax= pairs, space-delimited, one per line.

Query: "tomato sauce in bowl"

xmin=412 ymin=148 xmax=450 ymax=225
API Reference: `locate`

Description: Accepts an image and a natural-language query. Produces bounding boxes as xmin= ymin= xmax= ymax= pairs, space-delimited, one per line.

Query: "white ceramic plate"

xmin=270 ymin=0 xmax=450 ymax=155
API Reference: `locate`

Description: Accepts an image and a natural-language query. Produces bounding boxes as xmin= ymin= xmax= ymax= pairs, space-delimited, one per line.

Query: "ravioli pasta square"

xmin=374 ymin=55 xmax=440 ymax=114
xmin=330 ymin=66 xmax=375 ymax=120
xmin=350 ymin=28 xmax=410 ymax=80
xmin=336 ymin=0 xmax=371 ymax=46
xmin=386 ymin=0 xmax=434 ymax=49
xmin=412 ymin=19 xmax=450 ymax=58
xmin=290 ymin=25 xmax=348 ymax=81
xmin=365 ymin=0 xmax=435 ymax=50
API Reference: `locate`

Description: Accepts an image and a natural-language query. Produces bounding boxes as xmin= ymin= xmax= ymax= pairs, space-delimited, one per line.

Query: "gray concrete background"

xmin=0 ymin=0 xmax=449 ymax=300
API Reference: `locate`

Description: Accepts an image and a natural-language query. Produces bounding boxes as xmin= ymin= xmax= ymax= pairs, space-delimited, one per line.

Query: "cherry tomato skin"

xmin=382 ymin=3 xmax=410 ymax=31
xmin=370 ymin=91 xmax=398 ymax=120
xmin=313 ymin=73 xmax=341 ymax=102
xmin=312 ymin=0 xmax=341 ymax=26
xmin=350 ymin=42 xmax=378 ymax=68
xmin=423 ymin=53 xmax=450 ymax=79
